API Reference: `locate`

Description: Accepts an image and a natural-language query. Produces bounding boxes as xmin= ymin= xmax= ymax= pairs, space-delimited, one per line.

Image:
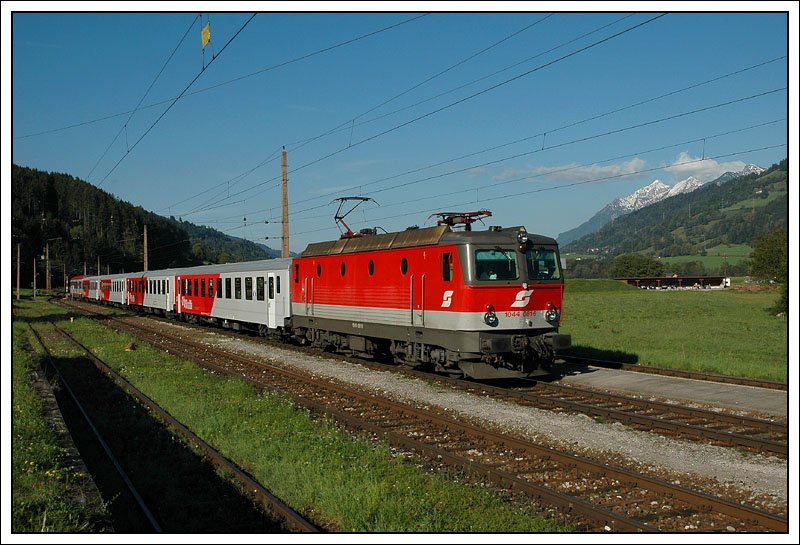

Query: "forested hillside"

xmin=11 ymin=164 xmax=276 ymax=287
xmin=563 ymin=159 xmax=788 ymax=257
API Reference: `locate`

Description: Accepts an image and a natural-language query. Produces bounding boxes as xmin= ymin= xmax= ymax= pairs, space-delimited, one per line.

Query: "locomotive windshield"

xmin=475 ymin=249 xmax=519 ymax=280
xmin=526 ymin=247 xmax=561 ymax=281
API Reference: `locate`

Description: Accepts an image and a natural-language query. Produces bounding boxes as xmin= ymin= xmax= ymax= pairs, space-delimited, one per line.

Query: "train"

xmin=69 ymin=215 xmax=570 ymax=380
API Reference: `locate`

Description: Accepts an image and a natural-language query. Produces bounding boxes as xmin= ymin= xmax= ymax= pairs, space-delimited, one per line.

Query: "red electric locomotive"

xmin=290 ymin=212 xmax=570 ymax=379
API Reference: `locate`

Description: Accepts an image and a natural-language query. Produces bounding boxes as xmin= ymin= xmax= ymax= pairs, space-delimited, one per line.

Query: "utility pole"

xmin=143 ymin=224 xmax=149 ymax=272
xmin=281 ymin=147 xmax=289 ymax=258
xmin=97 ymin=256 xmax=100 ymax=276
xmin=46 ymin=242 xmax=51 ymax=291
xmin=16 ymin=243 xmax=20 ymax=301
xmin=33 ymin=259 xmax=36 ymax=300
xmin=84 ymin=262 xmax=87 ymax=276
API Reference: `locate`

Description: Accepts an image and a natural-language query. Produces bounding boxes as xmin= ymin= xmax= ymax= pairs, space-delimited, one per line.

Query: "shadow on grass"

xmin=38 ymin=353 xmax=290 ymax=533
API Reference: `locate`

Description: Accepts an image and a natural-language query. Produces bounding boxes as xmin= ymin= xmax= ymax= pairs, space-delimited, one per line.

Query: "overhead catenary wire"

xmin=156 ymin=12 xmax=555 ymax=215
xmin=284 ymin=13 xmax=558 ymax=155
xmin=96 ymin=13 xmax=257 ymax=187
xmin=193 ymin=55 xmax=786 ymax=228
xmin=279 ymin=143 xmax=786 ymax=240
xmin=177 ymin=13 xmax=670 ymax=219
xmin=85 ymin=14 xmax=200 ymax=182
xmin=224 ymin=121 xmax=784 ymax=243
xmin=341 ymin=121 xmax=788 ymax=217
xmin=283 ymin=13 xmax=639 ymax=152
xmin=273 ymin=57 xmax=788 ymax=215
xmin=15 ymin=13 xmax=431 ymax=141
xmin=187 ymin=85 xmax=785 ymax=224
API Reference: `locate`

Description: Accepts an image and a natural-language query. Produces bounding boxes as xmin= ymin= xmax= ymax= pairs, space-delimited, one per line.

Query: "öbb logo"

xmin=510 ymin=289 xmax=534 ymax=308
xmin=441 ymin=290 xmax=454 ymax=308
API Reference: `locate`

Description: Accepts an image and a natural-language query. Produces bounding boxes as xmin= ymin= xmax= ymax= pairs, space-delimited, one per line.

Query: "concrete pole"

xmin=46 ymin=242 xmax=51 ymax=291
xmin=16 ymin=243 xmax=20 ymax=301
xmin=144 ymin=224 xmax=148 ymax=271
xmin=281 ymin=147 xmax=289 ymax=258
xmin=97 ymin=256 xmax=100 ymax=276
xmin=33 ymin=259 xmax=36 ymax=300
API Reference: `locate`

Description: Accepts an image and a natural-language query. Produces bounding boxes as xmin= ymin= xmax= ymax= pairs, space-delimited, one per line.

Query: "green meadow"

xmin=559 ymin=280 xmax=788 ymax=382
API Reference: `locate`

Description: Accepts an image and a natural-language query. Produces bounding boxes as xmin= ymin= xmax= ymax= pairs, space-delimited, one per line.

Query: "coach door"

xmin=176 ymin=276 xmax=182 ymax=313
xmin=267 ymin=273 xmax=278 ymax=329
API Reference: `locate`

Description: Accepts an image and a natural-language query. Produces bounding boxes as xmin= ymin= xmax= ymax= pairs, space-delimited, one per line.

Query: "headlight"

xmin=545 ymin=303 xmax=560 ymax=323
xmin=484 ymin=304 xmax=498 ymax=327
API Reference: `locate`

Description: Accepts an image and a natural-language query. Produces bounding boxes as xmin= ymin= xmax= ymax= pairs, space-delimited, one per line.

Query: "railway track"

xmin=60 ymin=299 xmax=787 ymax=456
xmin=28 ymin=318 xmax=318 ymax=533
xmin=64 ymin=302 xmax=787 ymax=533
xmin=366 ymin=364 xmax=788 ymax=457
xmin=557 ymin=354 xmax=787 ymax=391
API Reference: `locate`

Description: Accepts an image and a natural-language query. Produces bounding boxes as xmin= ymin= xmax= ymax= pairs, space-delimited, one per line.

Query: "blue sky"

xmin=7 ymin=3 xmax=794 ymax=253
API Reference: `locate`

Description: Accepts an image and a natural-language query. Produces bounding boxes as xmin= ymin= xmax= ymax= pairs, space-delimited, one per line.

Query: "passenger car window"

xmin=257 ymin=277 xmax=265 ymax=301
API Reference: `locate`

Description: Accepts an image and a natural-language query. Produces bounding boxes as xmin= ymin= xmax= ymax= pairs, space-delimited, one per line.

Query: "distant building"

xmin=615 ymin=276 xmax=729 ymax=289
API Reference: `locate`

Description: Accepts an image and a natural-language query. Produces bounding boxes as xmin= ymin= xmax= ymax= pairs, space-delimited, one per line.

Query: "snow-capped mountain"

xmin=612 ymin=180 xmax=670 ymax=212
xmin=666 ymin=176 xmax=702 ymax=198
xmin=557 ymin=164 xmax=764 ymax=245
xmin=713 ymin=164 xmax=766 ymax=185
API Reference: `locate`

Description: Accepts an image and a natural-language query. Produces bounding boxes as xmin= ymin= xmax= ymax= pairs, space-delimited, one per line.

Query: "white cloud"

xmin=664 ymin=152 xmax=745 ymax=182
xmin=496 ymin=158 xmax=647 ymax=182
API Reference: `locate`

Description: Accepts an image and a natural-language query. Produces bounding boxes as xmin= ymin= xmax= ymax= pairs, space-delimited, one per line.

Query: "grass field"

xmin=660 ymin=243 xmax=752 ymax=269
xmin=12 ymin=296 xmax=570 ymax=533
xmin=11 ymin=318 xmax=108 ymax=532
xmin=559 ymin=280 xmax=788 ymax=382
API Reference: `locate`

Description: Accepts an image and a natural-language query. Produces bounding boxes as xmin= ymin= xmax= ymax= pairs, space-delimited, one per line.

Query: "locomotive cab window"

xmin=525 ymin=247 xmax=562 ymax=281
xmin=276 ymin=276 xmax=281 ymax=294
xmin=475 ymin=249 xmax=518 ymax=281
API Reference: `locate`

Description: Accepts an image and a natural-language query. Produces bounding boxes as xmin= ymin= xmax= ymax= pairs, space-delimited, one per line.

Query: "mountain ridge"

xmin=561 ymin=159 xmax=786 ymax=257
xmin=557 ymin=164 xmax=765 ymax=245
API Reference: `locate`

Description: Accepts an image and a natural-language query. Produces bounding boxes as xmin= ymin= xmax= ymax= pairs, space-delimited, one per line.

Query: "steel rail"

xmin=558 ymin=355 xmax=787 ymax=391
xmin=28 ymin=324 xmax=163 ymax=532
xmin=104 ymin=313 xmax=787 ymax=532
xmin=50 ymin=322 xmax=319 ymax=533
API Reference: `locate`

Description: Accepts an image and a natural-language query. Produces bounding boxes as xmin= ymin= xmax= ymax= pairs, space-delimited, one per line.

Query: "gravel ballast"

xmin=190 ymin=329 xmax=786 ymax=508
